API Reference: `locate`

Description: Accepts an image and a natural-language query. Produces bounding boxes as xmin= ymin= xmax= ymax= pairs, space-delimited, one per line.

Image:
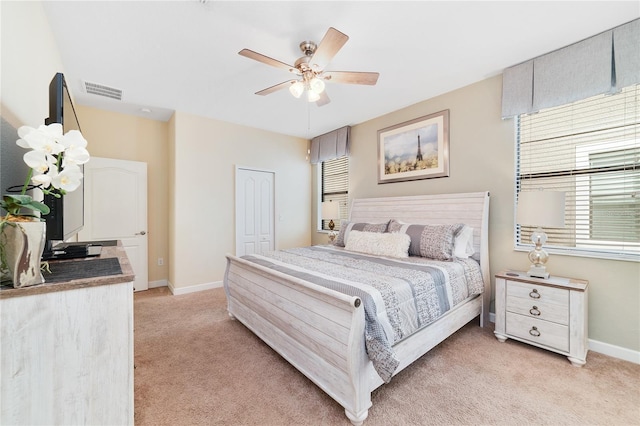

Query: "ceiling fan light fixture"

xmin=309 ymin=77 xmax=325 ymax=94
xmin=240 ymin=28 xmax=378 ymax=107
xmin=307 ymin=90 xmax=320 ymax=103
xmin=289 ymin=81 xmax=304 ymax=98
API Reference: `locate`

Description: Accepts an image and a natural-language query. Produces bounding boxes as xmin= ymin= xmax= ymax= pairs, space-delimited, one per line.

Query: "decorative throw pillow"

xmin=333 ymin=220 xmax=390 ymax=247
xmin=387 ymin=219 xmax=464 ymax=261
xmin=344 ymin=230 xmax=410 ymax=258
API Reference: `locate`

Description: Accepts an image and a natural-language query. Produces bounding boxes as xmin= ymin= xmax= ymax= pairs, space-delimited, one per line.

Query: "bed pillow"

xmin=333 ymin=220 xmax=390 ymax=247
xmin=453 ymin=225 xmax=475 ymax=258
xmin=387 ymin=219 xmax=464 ymax=261
xmin=345 ymin=230 xmax=410 ymax=258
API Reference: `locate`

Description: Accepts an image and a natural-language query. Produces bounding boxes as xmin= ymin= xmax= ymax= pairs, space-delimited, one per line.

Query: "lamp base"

xmin=527 ymin=265 xmax=550 ymax=279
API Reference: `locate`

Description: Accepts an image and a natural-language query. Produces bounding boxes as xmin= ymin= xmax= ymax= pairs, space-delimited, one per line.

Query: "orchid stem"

xmin=21 ymin=169 xmax=33 ymax=195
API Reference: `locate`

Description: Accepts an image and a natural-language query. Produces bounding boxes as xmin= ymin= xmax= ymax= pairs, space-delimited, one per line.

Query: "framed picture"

xmin=377 ymin=109 xmax=450 ymax=184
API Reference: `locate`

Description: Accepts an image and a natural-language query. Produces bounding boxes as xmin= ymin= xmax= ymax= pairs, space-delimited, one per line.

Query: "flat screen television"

xmin=43 ymin=72 xmax=84 ymax=247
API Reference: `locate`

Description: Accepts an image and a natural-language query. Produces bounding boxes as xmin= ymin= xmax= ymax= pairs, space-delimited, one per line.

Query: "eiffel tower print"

xmin=415 ymin=134 xmax=423 ymax=167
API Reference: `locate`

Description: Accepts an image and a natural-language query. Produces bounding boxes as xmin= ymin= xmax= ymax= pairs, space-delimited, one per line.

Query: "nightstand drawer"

xmin=506 ymin=280 xmax=569 ymax=324
xmin=506 ymin=312 xmax=569 ymax=352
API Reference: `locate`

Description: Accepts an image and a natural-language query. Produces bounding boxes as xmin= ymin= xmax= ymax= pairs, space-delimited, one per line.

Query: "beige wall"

xmin=0 ymin=1 xmax=65 ymax=127
xmin=313 ymin=75 xmax=640 ymax=353
xmin=70 ymin=107 xmax=312 ymax=290
xmin=170 ymin=111 xmax=311 ymax=290
xmin=73 ymin=106 xmax=170 ymax=284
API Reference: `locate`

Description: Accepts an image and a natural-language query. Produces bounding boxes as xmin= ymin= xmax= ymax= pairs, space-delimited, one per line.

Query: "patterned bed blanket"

xmin=240 ymin=245 xmax=484 ymax=383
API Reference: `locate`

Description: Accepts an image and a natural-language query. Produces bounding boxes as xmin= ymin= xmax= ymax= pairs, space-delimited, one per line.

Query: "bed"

xmin=223 ymin=191 xmax=490 ymax=425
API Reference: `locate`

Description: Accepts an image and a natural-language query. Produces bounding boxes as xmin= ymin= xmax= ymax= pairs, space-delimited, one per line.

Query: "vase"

xmin=1 ymin=219 xmax=46 ymax=288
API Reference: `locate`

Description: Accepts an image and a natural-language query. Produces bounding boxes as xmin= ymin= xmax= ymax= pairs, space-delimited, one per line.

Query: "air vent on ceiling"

xmin=83 ymin=80 xmax=123 ymax=101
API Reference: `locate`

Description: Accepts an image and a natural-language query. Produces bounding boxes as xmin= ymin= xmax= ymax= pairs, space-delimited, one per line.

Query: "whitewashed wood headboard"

xmin=349 ymin=191 xmax=491 ymax=323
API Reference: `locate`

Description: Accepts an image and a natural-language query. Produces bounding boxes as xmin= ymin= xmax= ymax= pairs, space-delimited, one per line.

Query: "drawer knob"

xmin=529 ymin=306 xmax=541 ymax=316
xmin=529 ymin=289 xmax=541 ymax=299
xmin=529 ymin=326 xmax=541 ymax=337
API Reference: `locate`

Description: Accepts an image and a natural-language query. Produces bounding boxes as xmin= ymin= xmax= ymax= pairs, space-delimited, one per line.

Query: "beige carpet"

xmin=133 ymin=287 xmax=640 ymax=426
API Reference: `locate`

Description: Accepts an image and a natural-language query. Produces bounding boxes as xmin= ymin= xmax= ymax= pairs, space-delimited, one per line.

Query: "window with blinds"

xmin=516 ymin=83 xmax=639 ymax=260
xmin=321 ymin=156 xmax=348 ymax=231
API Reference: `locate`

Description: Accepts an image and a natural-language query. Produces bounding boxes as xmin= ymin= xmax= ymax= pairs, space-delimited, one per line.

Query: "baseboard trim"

xmin=168 ymin=280 xmax=223 ymax=296
xmin=148 ymin=279 xmax=168 ymax=289
xmin=488 ymin=312 xmax=639 ymax=364
xmin=588 ymin=339 xmax=640 ymax=364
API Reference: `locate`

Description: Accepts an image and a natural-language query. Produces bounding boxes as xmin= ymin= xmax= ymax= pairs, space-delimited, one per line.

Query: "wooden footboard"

xmin=224 ymin=254 xmax=483 ymax=425
xmin=224 ymin=255 xmax=373 ymax=424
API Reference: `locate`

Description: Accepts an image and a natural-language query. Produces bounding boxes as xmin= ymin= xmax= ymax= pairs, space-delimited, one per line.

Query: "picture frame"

xmin=377 ymin=109 xmax=450 ymax=184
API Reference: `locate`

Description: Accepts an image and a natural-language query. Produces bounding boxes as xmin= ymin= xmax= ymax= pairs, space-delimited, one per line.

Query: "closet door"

xmin=235 ymin=167 xmax=275 ymax=256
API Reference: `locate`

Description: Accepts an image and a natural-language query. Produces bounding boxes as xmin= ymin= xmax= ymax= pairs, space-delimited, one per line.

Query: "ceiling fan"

xmin=239 ymin=27 xmax=379 ymax=106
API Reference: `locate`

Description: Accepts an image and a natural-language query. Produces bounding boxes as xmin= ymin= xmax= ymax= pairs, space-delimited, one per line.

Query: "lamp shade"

xmin=309 ymin=77 xmax=325 ymax=94
xmin=321 ymin=201 xmax=340 ymax=220
xmin=516 ymin=191 xmax=566 ymax=228
xmin=307 ymin=90 xmax=320 ymax=102
xmin=289 ymin=81 xmax=304 ymax=98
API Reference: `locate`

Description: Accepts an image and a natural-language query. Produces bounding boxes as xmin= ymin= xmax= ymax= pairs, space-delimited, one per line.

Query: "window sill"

xmin=514 ymin=245 xmax=640 ymax=263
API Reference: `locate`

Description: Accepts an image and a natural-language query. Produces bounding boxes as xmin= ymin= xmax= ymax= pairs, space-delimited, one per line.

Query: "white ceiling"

xmin=42 ymin=1 xmax=639 ymax=139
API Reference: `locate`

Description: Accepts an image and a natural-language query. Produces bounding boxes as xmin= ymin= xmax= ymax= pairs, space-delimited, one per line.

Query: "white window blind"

xmin=321 ymin=156 xmax=348 ymax=231
xmin=517 ymin=83 xmax=640 ymax=261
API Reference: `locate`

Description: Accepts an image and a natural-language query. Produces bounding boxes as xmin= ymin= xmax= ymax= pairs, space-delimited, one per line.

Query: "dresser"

xmin=494 ymin=270 xmax=589 ymax=366
xmin=0 ymin=243 xmax=135 ymax=425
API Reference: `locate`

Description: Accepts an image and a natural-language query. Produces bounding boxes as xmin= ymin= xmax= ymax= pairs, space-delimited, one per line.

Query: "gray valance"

xmin=502 ymin=18 xmax=639 ymax=119
xmin=310 ymin=126 xmax=351 ymax=164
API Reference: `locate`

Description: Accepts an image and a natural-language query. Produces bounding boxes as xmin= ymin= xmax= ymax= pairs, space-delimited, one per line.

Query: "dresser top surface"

xmin=0 ymin=243 xmax=134 ymax=299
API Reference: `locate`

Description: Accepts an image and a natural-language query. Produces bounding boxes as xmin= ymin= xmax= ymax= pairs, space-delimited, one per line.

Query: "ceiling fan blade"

xmin=316 ymin=91 xmax=331 ymax=107
xmin=310 ymin=27 xmax=349 ymax=70
xmin=255 ymin=80 xmax=296 ymax=96
xmin=322 ymin=71 xmax=379 ymax=85
xmin=239 ymin=49 xmax=295 ymax=72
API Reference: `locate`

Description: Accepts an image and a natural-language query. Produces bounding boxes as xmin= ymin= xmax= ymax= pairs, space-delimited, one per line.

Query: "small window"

xmin=321 ymin=156 xmax=348 ymax=231
xmin=516 ymin=84 xmax=639 ymax=260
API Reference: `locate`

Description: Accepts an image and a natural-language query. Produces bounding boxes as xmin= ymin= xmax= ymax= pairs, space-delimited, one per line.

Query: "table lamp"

xmin=321 ymin=200 xmax=340 ymax=242
xmin=516 ymin=191 xmax=565 ymax=279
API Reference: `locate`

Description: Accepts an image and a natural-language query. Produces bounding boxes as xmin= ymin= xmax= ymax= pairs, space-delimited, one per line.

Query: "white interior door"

xmin=235 ymin=167 xmax=274 ymax=256
xmin=79 ymin=157 xmax=148 ymax=291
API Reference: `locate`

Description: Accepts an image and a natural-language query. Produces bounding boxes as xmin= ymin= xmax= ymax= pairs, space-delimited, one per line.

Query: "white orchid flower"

xmin=31 ymin=172 xmax=53 ymax=189
xmin=60 ymin=129 xmax=88 ymax=149
xmin=62 ymin=146 xmax=90 ymax=167
xmin=17 ymin=123 xmax=65 ymax=155
xmin=51 ymin=164 xmax=83 ymax=192
xmin=17 ymin=125 xmax=51 ymax=147
xmin=24 ymin=150 xmax=59 ymax=189
xmin=23 ymin=150 xmax=56 ymax=175
xmin=35 ymin=162 xmax=62 ymax=190
xmin=59 ymin=130 xmax=90 ymax=166
xmin=13 ymin=122 xmax=89 ymax=202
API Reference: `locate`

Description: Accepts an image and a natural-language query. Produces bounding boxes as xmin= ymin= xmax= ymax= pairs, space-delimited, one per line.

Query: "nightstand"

xmin=494 ymin=270 xmax=589 ymax=366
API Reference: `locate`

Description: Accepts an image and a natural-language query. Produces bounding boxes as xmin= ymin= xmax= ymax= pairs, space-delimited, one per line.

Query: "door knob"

xmin=136 ymin=231 xmax=147 ymax=235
